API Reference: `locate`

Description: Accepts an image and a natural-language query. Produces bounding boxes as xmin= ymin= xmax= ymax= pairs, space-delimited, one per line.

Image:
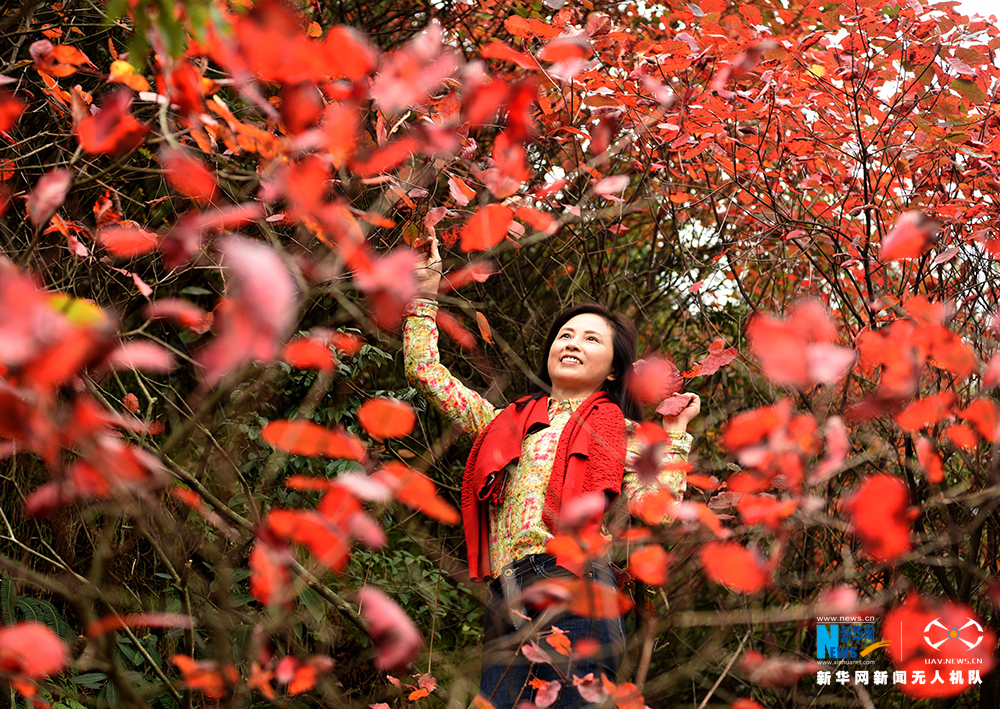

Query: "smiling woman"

xmin=404 ymin=238 xmax=701 ymax=709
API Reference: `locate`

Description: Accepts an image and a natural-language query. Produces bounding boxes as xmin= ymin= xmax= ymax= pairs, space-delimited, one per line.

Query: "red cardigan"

xmin=460 ymin=391 xmax=626 ymax=581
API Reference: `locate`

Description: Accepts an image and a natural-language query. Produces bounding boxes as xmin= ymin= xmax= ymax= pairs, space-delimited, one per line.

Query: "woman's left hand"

xmin=661 ymin=392 xmax=701 ymax=433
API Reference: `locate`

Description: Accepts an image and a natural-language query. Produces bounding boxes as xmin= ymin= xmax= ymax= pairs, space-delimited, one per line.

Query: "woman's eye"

xmin=587 ymin=336 xmax=598 ymax=342
xmin=559 ymin=333 xmax=570 ymax=339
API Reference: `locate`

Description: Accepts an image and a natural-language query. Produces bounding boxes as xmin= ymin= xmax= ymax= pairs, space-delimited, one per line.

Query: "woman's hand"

xmin=661 ymin=392 xmax=701 ymax=433
xmin=413 ymin=236 xmax=443 ymax=297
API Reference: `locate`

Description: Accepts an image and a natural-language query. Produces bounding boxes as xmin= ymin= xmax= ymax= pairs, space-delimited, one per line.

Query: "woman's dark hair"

xmin=526 ymin=302 xmax=642 ymax=420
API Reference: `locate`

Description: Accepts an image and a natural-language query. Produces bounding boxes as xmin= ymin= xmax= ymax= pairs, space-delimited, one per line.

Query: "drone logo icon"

xmin=923 ymin=617 xmax=984 ymax=651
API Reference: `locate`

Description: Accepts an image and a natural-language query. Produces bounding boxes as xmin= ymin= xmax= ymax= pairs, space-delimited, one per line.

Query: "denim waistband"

xmin=487 ymin=554 xmax=616 ymax=597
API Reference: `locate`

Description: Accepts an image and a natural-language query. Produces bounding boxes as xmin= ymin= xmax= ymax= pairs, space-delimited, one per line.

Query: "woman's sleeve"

xmin=403 ymin=299 xmax=499 ymax=438
xmin=622 ymin=423 xmax=692 ymax=504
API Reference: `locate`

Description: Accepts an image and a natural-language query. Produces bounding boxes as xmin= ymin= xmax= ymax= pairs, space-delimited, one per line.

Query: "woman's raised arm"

xmin=403 ymin=237 xmax=499 ymax=439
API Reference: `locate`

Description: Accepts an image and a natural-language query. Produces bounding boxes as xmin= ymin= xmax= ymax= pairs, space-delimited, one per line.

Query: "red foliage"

xmin=76 ymin=90 xmax=147 ymax=156
xmin=739 ymin=650 xmax=818 ymax=687
xmin=880 ymin=211 xmax=940 ymax=261
xmin=843 ymin=475 xmax=917 ymax=563
xmin=683 ymin=337 xmax=738 ymax=378
xmin=283 ymin=336 xmax=336 ymax=371
xmin=357 ymin=397 xmax=416 ymax=439
xmin=161 ymin=148 xmax=219 ymax=205
xmin=375 ymin=461 xmax=460 ymax=524
xmin=0 ymin=622 xmax=68 ymax=679
xmin=747 ymin=300 xmax=855 ymax=390
xmin=357 ymin=586 xmax=424 ymax=671
xmin=700 ymin=541 xmax=771 ymax=593
xmin=460 ymin=203 xmax=514 ymax=252
xmin=27 ymin=168 xmax=73 ymax=227
xmin=261 ymin=420 xmax=366 ymax=460
xmin=172 ymin=654 xmax=239 ymax=698
xmin=628 ymin=544 xmax=670 ymax=586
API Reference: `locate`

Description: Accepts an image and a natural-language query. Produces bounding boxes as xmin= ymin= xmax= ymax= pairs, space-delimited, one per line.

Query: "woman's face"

xmin=546 ymin=313 xmax=616 ymax=399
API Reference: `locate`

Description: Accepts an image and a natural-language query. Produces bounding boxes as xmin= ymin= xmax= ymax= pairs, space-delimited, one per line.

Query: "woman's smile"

xmin=546 ymin=313 xmax=616 ymax=400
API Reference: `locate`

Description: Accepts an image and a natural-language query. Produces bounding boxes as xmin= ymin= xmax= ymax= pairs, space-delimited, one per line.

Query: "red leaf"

xmin=249 ymin=541 xmax=292 ymax=608
xmin=539 ymin=37 xmax=593 ymax=62
xmin=348 ymin=136 xmax=420 ymax=178
xmin=628 ymin=356 xmax=682 ymax=405
xmin=916 ymin=437 xmax=945 ymax=484
xmin=351 ymin=248 xmax=418 ymax=330
xmin=880 ymin=211 xmax=940 ymax=261
xmin=683 ymin=337 xmax=738 ymax=377
xmin=700 ymin=541 xmax=770 ymax=593
xmin=447 ymin=176 xmax=477 ymax=206
xmin=144 ymin=298 xmax=213 ymax=334
xmin=103 ymin=341 xmax=175 ymax=373
xmin=463 ymin=77 xmax=511 ymax=128
xmin=475 ymin=310 xmax=494 ymax=344
xmin=97 ymin=224 xmax=160 ymax=258
xmin=843 ymin=474 xmax=915 ymax=563
xmin=284 ymin=337 xmax=336 ymax=371
xmin=0 ymin=622 xmax=68 ymax=679
xmin=480 ymin=42 xmax=539 ymax=69
xmin=460 ymin=204 xmax=514 ymax=252
xmin=535 ymin=679 xmax=562 ymax=707
xmin=76 ymin=90 xmax=147 ymax=156
xmin=883 ymin=595 xmax=997 ymax=699
xmin=593 ymin=174 xmax=630 ymax=196
xmin=515 ymin=206 xmax=558 ymax=235
xmin=376 ymin=462 xmax=460 ymax=524
xmin=172 ymin=655 xmax=239 ymax=699
xmin=629 ymin=545 xmax=669 ymax=586
xmin=896 ymin=392 xmax=956 ymax=431
xmin=197 ymin=237 xmax=298 ymax=386
xmin=262 ymin=420 xmax=366 ymax=460
xmin=737 ymin=494 xmax=797 ymax=531
xmin=27 ymin=168 xmax=73 ymax=227
xmin=357 ymin=587 xmax=424 ymax=672
xmin=436 ymin=309 xmax=477 ymax=350
xmin=439 ymin=261 xmax=496 ymax=292
xmin=958 ymin=398 xmax=999 ymax=442
xmin=521 ymin=641 xmax=552 ymax=665
xmin=944 ymin=423 xmax=977 ymax=449
xmin=321 ymin=26 xmax=380 ymax=81
xmin=0 ymin=90 xmax=26 ymax=132
xmin=161 ymin=148 xmax=219 ymax=205
xmin=656 ymin=394 xmax=692 ymax=417
xmin=370 ymin=21 xmax=458 ymax=115
xmin=86 ymin=613 xmax=194 ymax=638
xmin=280 ymin=81 xmax=323 ymax=135
xmin=358 ymin=398 xmax=416 ymax=439
xmin=123 ymin=392 xmax=139 ymax=413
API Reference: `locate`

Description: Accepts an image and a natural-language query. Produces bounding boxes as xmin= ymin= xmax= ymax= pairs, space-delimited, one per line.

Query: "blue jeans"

xmin=479 ymin=555 xmax=627 ymax=709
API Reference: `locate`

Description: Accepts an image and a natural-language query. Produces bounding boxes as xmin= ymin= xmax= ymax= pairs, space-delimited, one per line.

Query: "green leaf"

xmin=952 ymin=78 xmax=986 ymax=103
xmin=72 ymin=672 xmax=109 ymax=689
xmin=15 ymin=597 xmax=72 ymax=640
xmin=1 ymin=577 xmax=16 ymax=626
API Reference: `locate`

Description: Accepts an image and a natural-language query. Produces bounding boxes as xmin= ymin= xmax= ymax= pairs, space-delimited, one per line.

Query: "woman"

xmin=405 ymin=238 xmax=699 ymax=708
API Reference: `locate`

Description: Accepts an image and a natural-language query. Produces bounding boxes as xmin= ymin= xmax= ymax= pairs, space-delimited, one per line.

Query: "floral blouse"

xmin=403 ymin=299 xmax=691 ymax=575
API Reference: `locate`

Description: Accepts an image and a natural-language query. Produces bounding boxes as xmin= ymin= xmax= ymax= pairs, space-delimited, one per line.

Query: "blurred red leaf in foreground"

xmin=843 ymin=474 xmax=916 ymax=563
xmin=461 ymin=203 xmax=514 ymax=252
xmin=700 ymin=541 xmax=771 ymax=593
xmin=76 ymin=90 xmax=147 ymax=156
xmin=27 ymin=168 xmax=72 ymax=227
xmin=172 ymin=654 xmax=239 ymax=698
xmin=880 ymin=211 xmax=939 ymax=261
xmin=357 ymin=586 xmax=424 ymax=671
xmin=161 ymin=148 xmax=219 ymax=204
xmin=261 ymin=420 xmax=366 ymax=461
xmin=0 ymin=622 xmax=68 ymax=679
xmin=358 ymin=398 xmax=415 ymax=439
